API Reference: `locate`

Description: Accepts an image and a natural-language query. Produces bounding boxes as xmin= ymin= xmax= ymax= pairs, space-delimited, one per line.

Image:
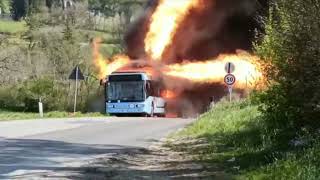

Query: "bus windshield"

xmin=107 ymin=81 xmax=145 ymax=102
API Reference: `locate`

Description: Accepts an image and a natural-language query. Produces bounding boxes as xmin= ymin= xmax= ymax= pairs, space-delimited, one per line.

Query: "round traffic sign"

xmin=224 ymin=74 xmax=236 ymax=86
xmin=225 ymin=62 xmax=235 ymax=74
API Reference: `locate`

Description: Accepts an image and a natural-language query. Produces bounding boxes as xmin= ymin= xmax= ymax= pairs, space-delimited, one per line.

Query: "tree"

xmin=118 ymin=0 xmax=145 ymax=26
xmin=0 ymin=0 xmax=10 ymax=14
xmin=28 ymin=0 xmax=47 ymax=13
xmin=88 ymin=0 xmax=145 ymax=21
xmin=11 ymin=0 xmax=28 ymax=20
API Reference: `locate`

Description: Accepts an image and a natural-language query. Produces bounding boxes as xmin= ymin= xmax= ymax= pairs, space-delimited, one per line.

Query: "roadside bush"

xmin=0 ymin=85 xmax=24 ymax=111
xmin=255 ymin=0 xmax=320 ymax=142
xmin=0 ymin=77 xmax=103 ymax=113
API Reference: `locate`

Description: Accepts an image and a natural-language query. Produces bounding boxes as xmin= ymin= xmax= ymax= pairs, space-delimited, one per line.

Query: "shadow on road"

xmin=0 ymin=137 xmax=222 ymax=179
xmin=0 ymin=137 xmax=146 ymax=179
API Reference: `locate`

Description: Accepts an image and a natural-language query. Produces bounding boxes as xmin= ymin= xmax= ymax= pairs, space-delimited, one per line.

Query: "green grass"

xmin=171 ymin=100 xmax=320 ymax=179
xmin=0 ymin=20 xmax=27 ymax=35
xmin=180 ymin=100 xmax=260 ymax=138
xmin=241 ymin=144 xmax=320 ymax=180
xmin=0 ymin=110 xmax=104 ymax=121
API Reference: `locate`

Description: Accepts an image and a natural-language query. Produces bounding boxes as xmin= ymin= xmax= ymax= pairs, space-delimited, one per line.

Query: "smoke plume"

xmin=126 ymin=0 xmax=266 ymax=63
xmin=122 ymin=0 xmax=267 ymax=116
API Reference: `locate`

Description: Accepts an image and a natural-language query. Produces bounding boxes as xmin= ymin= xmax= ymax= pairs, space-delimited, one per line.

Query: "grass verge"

xmin=0 ymin=20 xmax=27 ymax=35
xmin=170 ymin=100 xmax=320 ymax=179
xmin=0 ymin=110 xmax=104 ymax=121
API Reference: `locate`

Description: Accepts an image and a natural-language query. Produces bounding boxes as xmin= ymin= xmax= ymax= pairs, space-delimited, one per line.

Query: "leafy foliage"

xmin=0 ymin=0 xmax=10 ymax=14
xmin=256 ymin=0 xmax=320 ymax=140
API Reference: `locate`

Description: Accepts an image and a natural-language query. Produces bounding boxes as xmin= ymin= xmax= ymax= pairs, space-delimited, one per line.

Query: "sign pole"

xmin=69 ymin=65 xmax=84 ymax=114
xmin=224 ymin=62 xmax=236 ymax=103
xmin=228 ymin=86 xmax=232 ymax=102
xmin=73 ymin=66 xmax=79 ymax=114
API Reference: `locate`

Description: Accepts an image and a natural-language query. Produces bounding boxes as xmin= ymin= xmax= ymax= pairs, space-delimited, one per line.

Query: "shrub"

xmin=256 ymin=0 xmax=320 ymax=141
xmin=0 ymin=77 xmax=103 ymax=113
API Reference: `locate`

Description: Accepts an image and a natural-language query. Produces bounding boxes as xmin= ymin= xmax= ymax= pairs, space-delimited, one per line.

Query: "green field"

xmin=0 ymin=110 xmax=104 ymax=121
xmin=0 ymin=20 xmax=27 ymax=34
xmin=170 ymin=100 xmax=320 ymax=179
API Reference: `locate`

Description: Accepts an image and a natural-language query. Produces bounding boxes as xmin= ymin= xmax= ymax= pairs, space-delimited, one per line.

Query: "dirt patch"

xmin=77 ymin=138 xmax=230 ymax=180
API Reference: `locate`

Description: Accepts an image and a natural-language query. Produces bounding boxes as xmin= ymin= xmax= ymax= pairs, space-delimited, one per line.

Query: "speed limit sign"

xmin=224 ymin=74 xmax=236 ymax=86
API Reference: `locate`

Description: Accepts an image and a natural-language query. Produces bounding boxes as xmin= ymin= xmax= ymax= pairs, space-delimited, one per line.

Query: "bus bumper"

xmin=106 ymin=103 xmax=149 ymax=114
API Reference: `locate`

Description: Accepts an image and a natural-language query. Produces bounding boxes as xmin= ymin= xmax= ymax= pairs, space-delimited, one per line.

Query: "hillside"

xmin=0 ymin=0 xmax=147 ymax=113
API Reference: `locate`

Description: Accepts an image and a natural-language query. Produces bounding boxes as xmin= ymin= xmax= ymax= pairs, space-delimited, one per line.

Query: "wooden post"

xmin=73 ymin=66 xmax=79 ymax=114
xmin=39 ymin=98 xmax=43 ymax=118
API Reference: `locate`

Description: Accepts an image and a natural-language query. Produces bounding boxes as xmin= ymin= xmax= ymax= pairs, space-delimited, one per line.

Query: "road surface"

xmin=0 ymin=117 xmax=194 ymax=179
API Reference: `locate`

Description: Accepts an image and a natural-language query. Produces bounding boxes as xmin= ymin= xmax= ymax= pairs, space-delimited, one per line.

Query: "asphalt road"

xmin=0 ymin=117 xmax=194 ymax=179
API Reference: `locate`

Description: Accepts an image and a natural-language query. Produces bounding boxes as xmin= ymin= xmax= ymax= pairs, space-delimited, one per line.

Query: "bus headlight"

xmin=136 ymin=104 xmax=145 ymax=108
xmin=107 ymin=104 xmax=114 ymax=108
xmin=129 ymin=104 xmax=135 ymax=108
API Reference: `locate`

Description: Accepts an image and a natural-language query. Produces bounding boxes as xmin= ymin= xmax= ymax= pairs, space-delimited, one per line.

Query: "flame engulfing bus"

xmin=102 ymin=72 xmax=166 ymax=117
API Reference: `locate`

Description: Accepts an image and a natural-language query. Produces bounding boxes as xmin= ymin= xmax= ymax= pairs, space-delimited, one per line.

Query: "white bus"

xmin=103 ymin=72 xmax=166 ymax=117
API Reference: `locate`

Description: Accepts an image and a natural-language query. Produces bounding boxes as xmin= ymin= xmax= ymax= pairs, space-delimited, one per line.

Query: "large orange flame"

xmin=93 ymin=38 xmax=263 ymax=88
xmin=92 ymin=0 xmax=265 ymax=90
xmin=144 ymin=0 xmax=202 ymax=60
xmin=165 ymin=51 xmax=264 ymax=89
xmin=93 ymin=39 xmax=130 ymax=79
xmin=161 ymin=89 xmax=178 ymax=99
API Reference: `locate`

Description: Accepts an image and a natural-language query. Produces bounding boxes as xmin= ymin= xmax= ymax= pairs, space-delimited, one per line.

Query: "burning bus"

xmin=93 ymin=0 xmax=265 ymax=118
xmin=102 ymin=71 xmax=166 ymax=117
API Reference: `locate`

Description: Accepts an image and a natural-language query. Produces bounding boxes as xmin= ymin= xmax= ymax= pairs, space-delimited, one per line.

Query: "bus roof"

xmin=109 ymin=72 xmax=152 ymax=81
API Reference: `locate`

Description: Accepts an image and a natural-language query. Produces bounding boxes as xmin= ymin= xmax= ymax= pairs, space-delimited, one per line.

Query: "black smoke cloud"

xmin=124 ymin=0 xmax=269 ymax=116
xmin=125 ymin=0 xmax=268 ymax=63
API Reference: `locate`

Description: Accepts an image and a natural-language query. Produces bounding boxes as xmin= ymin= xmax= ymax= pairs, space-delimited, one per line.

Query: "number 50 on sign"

xmin=224 ymin=74 xmax=236 ymax=86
